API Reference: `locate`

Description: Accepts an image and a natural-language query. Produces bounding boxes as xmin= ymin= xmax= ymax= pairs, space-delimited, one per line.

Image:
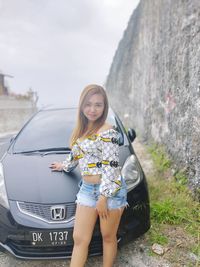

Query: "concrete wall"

xmin=106 ymin=0 xmax=200 ymax=193
xmin=0 ymin=95 xmax=37 ymax=133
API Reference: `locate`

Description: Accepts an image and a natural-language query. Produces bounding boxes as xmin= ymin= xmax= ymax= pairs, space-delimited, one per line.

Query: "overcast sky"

xmin=0 ymin=0 xmax=139 ymax=108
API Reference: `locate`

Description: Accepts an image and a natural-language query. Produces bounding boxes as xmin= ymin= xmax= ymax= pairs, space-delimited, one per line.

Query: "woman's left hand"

xmin=96 ymin=195 xmax=108 ymax=219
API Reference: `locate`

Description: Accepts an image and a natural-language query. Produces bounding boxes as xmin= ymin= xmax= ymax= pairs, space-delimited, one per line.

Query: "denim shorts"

xmin=76 ymin=177 xmax=128 ymax=210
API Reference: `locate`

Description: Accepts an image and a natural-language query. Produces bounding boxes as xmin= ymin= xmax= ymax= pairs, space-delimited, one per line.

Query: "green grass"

xmin=147 ymin=143 xmax=172 ymax=173
xmin=145 ymin=142 xmax=200 ymax=262
xmin=148 ymin=224 xmax=168 ymax=245
xmin=150 ymin=198 xmax=189 ymax=225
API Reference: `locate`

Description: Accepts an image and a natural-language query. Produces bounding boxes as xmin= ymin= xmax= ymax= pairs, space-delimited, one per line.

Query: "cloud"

xmin=0 ymin=0 xmax=140 ymax=107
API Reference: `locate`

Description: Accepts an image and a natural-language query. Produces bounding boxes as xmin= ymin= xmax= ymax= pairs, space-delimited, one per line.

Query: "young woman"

xmin=50 ymin=84 xmax=128 ymax=267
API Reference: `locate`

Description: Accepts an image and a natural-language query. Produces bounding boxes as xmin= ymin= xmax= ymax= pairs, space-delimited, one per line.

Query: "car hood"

xmin=2 ymin=153 xmax=80 ymax=204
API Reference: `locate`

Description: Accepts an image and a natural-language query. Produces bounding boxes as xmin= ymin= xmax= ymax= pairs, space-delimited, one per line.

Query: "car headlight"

xmin=0 ymin=162 xmax=9 ymax=209
xmin=121 ymin=154 xmax=143 ymax=192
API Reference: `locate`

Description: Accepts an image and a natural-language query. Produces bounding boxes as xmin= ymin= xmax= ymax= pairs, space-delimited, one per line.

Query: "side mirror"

xmin=127 ymin=128 xmax=136 ymax=142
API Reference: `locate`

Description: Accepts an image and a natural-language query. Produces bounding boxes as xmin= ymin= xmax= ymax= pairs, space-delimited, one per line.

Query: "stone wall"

xmin=106 ymin=0 xmax=200 ymax=192
xmin=0 ymin=95 xmax=37 ymax=133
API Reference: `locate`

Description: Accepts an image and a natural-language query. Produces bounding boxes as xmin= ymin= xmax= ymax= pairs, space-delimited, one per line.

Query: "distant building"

xmin=0 ymin=72 xmax=38 ymax=105
xmin=0 ymin=73 xmax=12 ymax=95
xmin=0 ymin=72 xmax=38 ymax=133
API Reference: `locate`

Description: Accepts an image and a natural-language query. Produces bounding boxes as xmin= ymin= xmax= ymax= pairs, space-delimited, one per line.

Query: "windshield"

xmin=12 ymin=108 xmax=117 ymax=153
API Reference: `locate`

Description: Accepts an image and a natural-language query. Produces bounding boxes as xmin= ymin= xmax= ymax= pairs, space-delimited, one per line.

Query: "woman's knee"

xmin=101 ymin=232 xmax=117 ymax=243
xmin=73 ymin=231 xmax=91 ymax=246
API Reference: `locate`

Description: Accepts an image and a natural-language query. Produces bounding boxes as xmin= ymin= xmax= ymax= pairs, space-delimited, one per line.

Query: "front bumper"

xmin=0 ymin=233 xmax=103 ymax=259
xmin=0 ymin=203 xmax=103 ymax=259
xmin=0 ymin=178 xmax=150 ymax=259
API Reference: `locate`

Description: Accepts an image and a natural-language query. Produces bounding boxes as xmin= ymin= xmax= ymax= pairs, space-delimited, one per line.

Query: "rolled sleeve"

xmin=62 ymin=143 xmax=79 ymax=172
xmin=99 ymin=129 xmax=122 ymax=197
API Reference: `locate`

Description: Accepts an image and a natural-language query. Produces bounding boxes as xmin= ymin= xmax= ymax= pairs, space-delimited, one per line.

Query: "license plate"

xmin=30 ymin=230 xmax=68 ymax=246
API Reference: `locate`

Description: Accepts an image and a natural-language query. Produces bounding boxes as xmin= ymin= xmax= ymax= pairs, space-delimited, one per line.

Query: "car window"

xmin=12 ymin=108 xmax=119 ymax=153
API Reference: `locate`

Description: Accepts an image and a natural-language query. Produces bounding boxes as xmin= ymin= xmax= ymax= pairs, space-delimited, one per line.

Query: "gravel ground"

xmin=0 ymin=135 xmax=171 ymax=267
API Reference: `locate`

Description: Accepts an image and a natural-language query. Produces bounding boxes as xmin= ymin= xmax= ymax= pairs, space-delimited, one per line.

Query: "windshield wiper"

xmin=13 ymin=147 xmax=71 ymax=155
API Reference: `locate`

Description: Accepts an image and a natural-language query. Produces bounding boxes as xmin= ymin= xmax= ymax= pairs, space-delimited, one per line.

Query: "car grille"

xmin=17 ymin=202 xmax=76 ymax=223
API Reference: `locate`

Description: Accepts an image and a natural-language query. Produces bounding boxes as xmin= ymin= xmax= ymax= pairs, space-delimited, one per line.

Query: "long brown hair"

xmin=69 ymin=84 xmax=109 ymax=147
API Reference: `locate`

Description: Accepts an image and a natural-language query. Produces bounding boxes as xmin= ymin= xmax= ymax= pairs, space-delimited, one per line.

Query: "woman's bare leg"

xmin=70 ymin=205 xmax=98 ymax=267
xmin=100 ymin=208 xmax=124 ymax=267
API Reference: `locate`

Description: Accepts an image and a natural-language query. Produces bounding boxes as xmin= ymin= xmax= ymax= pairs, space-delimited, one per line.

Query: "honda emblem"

xmin=50 ymin=205 xmax=66 ymax=221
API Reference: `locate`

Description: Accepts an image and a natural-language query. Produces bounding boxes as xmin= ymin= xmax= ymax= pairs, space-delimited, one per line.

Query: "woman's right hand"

xmin=49 ymin=162 xmax=63 ymax=171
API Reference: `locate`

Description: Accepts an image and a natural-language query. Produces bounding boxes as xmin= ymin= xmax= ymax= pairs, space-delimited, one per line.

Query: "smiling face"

xmin=70 ymin=84 xmax=109 ymax=145
xmin=82 ymin=93 xmax=105 ymax=123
